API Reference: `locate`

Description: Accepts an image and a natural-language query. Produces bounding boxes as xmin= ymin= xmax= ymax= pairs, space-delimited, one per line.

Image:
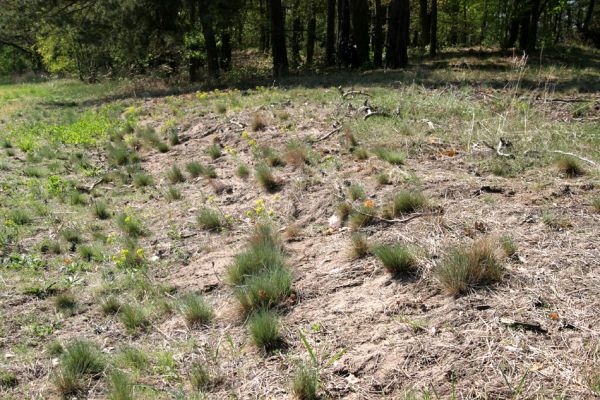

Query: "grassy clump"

xmin=69 ymin=191 xmax=87 ymax=206
xmin=40 ymin=238 xmax=62 ymax=254
xmin=374 ymin=148 xmax=405 ymax=165
xmin=108 ymin=144 xmax=136 ymax=166
xmin=116 ymin=213 xmax=146 ymax=238
xmin=8 ymin=209 xmax=31 ymax=225
xmin=108 ymin=370 xmax=133 ymax=400
xmin=166 ymin=164 xmax=186 ymax=184
xmin=336 ymin=202 xmax=353 ymax=221
xmin=118 ymin=346 xmax=149 ymax=370
xmin=54 ymin=293 xmax=78 ymax=314
xmin=201 ymin=165 xmax=217 ymax=179
xmin=285 ymin=140 xmax=310 ymax=167
xmin=248 ymin=309 xmax=282 ymax=352
xmin=348 ymin=205 xmax=375 ymax=230
xmin=351 ymin=233 xmax=370 ymax=259
xmin=166 ymin=186 xmax=182 ymax=201
xmin=186 ymin=161 xmax=204 ymax=178
xmin=234 ymin=267 xmax=293 ymax=311
xmin=347 ymin=184 xmax=366 ymax=201
xmin=169 ymin=130 xmax=180 ymax=146
xmin=79 ymin=244 xmax=103 ymax=262
xmin=376 ymin=173 xmax=390 ymax=185
xmin=500 ymin=234 xmax=517 ymax=257
xmin=61 ymin=228 xmax=83 ymax=245
xmin=542 ymin=211 xmax=571 ymax=230
xmin=54 ymin=340 xmax=105 ymax=396
xmin=257 ymin=145 xmax=285 ymax=167
xmin=236 ymin=163 xmax=250 ymax=178
xmin=592 ymin=197 xmax=600 ymax=213
xmin=372 ymin=244 xmax=417 ymax=276
xmin=0 ymin=370 xmax=17 ymax=388
xmin=101 ymin=296 xmax=121 ymax=315
xmin=197 ymin=207 xmax=222 ymax=231
xmin=251 ymin=113 xmax=268 ymax=131
xmin=434 ymin=239 xmax=504 ymax=296
xmin=119 ymin=304 xmax=149 ymax=333
xmin=555 ymin=155 xmax=585 ymax=177
xmin=179 ymin=293 xmax=214 ymax=328
xmin=190 ymin=362 xmax=211 ymax=391
xmin=93 ymin=200 xmax=111 ymax=220
xmin=207 ymin=144 xmax=222 ymax=159
xmin=292 ymin=363 xmax=319 ymax=400
xmin=387 ymin=191 xmax=427 ymax=216
xmin=255 ymin=164 xmax=278 ymax=192
xmin=353 ymin=147 xmax=369 ymax=160
xmin=133 ymin=171 xmax=154 ymax=187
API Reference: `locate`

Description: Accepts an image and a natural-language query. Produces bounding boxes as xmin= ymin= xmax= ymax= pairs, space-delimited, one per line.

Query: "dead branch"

xmin=353 ymin=207 xmax=442 ymax=224
xmin=342 ymin=90 xmax=371 ymax=99
xmin=482 ymin=140 xmax=514 ymax=158
xmin=364 ymin=110 xmax=391 ymax=120
xmin=317 ymin=126 xmax=342 ymax=141
xmin=201 ymin=123 xmax=224 ymax=137
xmin=76 ymin=177 xmax=104 ymax=193
xmin=551 ymin=150 xmax=599 ymax=169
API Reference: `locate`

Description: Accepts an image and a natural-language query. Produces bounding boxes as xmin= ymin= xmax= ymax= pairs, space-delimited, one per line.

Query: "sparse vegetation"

xmin=166 ymin=164 xmax=186 ymax=183
xmin=292 ymin=363 xmax=319 ymax=400
xmin=108 ymin=370 xmax=133 ymax=400
xmin=348 ymin=184 xmax=366 ymax=201
xmin=54 ymin=293 xmax=77 ymax=314
xmin=248 ymin=309 xmax=282 ymax=352
xmin=387 ymin=191 xmax=427 ymax=217
xmin=372 ymin=244 xmax=417 ymax=276
xmin=190 ymin=362 xmax=211 ymax=391
xmin=179 ymin=293 xmax=214 ymax=327
xmin=197 ymin=207 xmax=222 ymax=231
xmin=119 ymin=304 xmax=149 ymax=333
xmin=374 ymin=148 xmax=405 ymax=165
xmin=255 ymin=164 xmax=278 ymax=192
xmin=186 ymin=161 xmax=204 ymax=178
xmin=54 ymin=340 xmax=105 ymax=395
xmin=236 ymin=163 xmax=250 ymax=178
xmin=166 ymin=186 xmax=182 ymax=201
xmin=207 ymin=144 xmax=222 ymax=159
xmin=117 ymin=213 xmax=146 ymax=238
xmin=351 ymin=233 xmax=370 ymax=258
xmin=101 ymin=296 xmax=121 ymax=315
xmin=133 ymin=171 xmax=154 ymax=187
xmin=93 ymin=200 xmax=111 ymax=219
xmin=555 ymin=155 xmax=585 ymax=177
xmin=251 ymin=113 xmax=267 ymax=131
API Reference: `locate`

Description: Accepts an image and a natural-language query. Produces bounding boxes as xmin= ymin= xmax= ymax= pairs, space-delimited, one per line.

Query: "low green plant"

xmin=108 ymin=370 xmax=133 ymax=400
xmin=79 ymin=244 xmax=103 ymax=262
xmin=336 ymin=202 xmax=352 ymax=221
xmin=351 ymin=233 xmax=370 ymax=258
xmin=24 ymin=166 xmax=46 ymax=177
xmin=372 ymin=244 xmax=417 ymax=275
xmin=54 ymin=293 xmax=77 ymax=314
xmin=353 ymin=147 xmax=369 ymax=160
xmin=119 ymin=346 xmax=149 ymax=370
xmin=555 ymin=155 xmax=585 ymax=177
xmin=251 ymin=113 xmax=267 ymax=131
xmin=197 ymin=207 xmax=222 ymax=231
xmin=179 ymin=293 xmax=214 ymax=327
xmin=0 ymin=370 xmax=17 ymax=389
xmin=169 ymin=130 xmax=180 ymax=146
xmin=190 ymin=362 xmax=211 ymax=391
xmin=258 ymin=146 xmax=284 ymax=167
xmin=434 ymin=239 xmax=504 ymax=296
xmin=119 ymin=304 xmax=149 ymax=333
xmin=227 ymin=242 xmax=286 ymax=286
xmin=387 ymin=191 xmax=427 ymax=216
xmin=374 ymin=148 xmax=405 ymax=165
xmin=248 ymin=309 xmax=282 ymax=352
xmin=186 ymin=161 xmax=204 ymax=178
xmin=166 ymin=186 xmax=182 ymax=201
xmin=133 ymin=171 xmax=154 ymax=187
xmin=166 ymin=164 xmax=186 ymax=184
xmin=348 ymin=184 xmax=366 ymax=201
xmin=156 ymin=141 xmax=169 ymax=153
xmin=101 ymin=296 xmax=121 ymax=315
xmin=348 ymin=205 xmax=375 ymax=230
xmin=47 ymin=341 xmax=64 ymax=357
xmin=207 ymin=144 xmax=222 ymax=159
xmin=500 ymin=235 xmax=517 ymax=257
xmin=69 ymin=191 xmax=88 ymax=206
xmin=255 ymin=164 xmax=278 ymax=192
xmin=61 ymin=228 xmax=83 ymax=245
xmin=237 ymin=163 xmax=250 ymax=178
xmin=8 ymin=209 xmax=31 ymax=225
xmin=117 ymin=213 xmax=146 ymax=238
xmin=592 ymin=197 xmax=600 ymax=213
xmin=201 ymin=165 xmax=217 ymax=179
xmin=40 ymin=238 xmax=62 ymax=254
xmin=234 ymin=267 xmax=293 ymax=311
xmin=376 ymin=173 xmax=390 ymax=185
xmin=93 ymin=200 xmax=111 ymax=219
xmin=54 ymin=340 xmax=105 ymax=396
xmin=292 ymin=363 xmax=319 ymax=400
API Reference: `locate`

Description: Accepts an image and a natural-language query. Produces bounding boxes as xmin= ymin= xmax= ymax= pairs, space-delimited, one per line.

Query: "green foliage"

xmin=166 ymin=186 xmax=182 ymax=201
xmin=207 ymin=144 xmax=222 ymax=159
xmin=190 ymin=362 xmax=211 ymax=391
xmin=255 ymin=164 xmax=278 ymax=192
xmin=54 ymin=293 xmax=77 ymax=314
xmin=186 ymin=161 xmax=204 ymax=178
xmin=101 ymin=296 xmax=121 ymax=315
xmin=593 ymin=197 xmax=600 ymax=213
xmin=351 ymin=233 xmax=370 ymax=258
xmin=179 ymin=293 xmax=214 ymax=327
xmin=374 ymin=148 xmax=405 ymax=165
xmin=108 ymin=370 xmax=133 ymax=400
xmin=54 ymin=340 xmax=105 ymax=396
xmin=133 ymin=171 xmax=154 ymax=187
xmin=119 ymin=304 xmax=149 ymax=333
xmin=116 ymin=213 xmax=146 ymax=238
xmin=0 ymin=370 xmax=17 ymax=388
xmin=61 ymin=228 xmax=83 ymax=244
xmin=292 ymin=363 xmax=319 ymax=400
xmin=347 ymin=184 xmax=366 ymax=201
xmin=372 ymin=244 xmax=417 ymax=276
xmin=93 ymin=200 xmax=111 ymax=220
xmin=236 ymin=163 xmax=250 ymax=178
xmin=248 ymin=309 xmax=282 ymax=352
xmin=197 ymin=207 xmax=222 ymax=231
xmin=234 ymin=266 xmax=293 ymax=311
xmin=167 ymin=164 xmax=186 ymax=184
xmin=387 ymin=191 xmax=427 ymax=216
xmin=7 ymin=208 xmax=32 ymax=225
xmin=349 ymin=205 xmax=375 ymax=230
xmin=555 ymin=155 xmax=585 ymax=177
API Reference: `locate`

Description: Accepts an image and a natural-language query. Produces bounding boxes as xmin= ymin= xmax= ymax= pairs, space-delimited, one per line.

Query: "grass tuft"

xmin=348 ymin=184 xmax=366 ymax=201
xmin=592 ymin=197 xmax=600 ymax=213
xmin=101 ymin=296 xmax=121 ymax=315
xmin=166 ymin=186 xmax=182 ymax=201
xmin=207 ymin=144 xmax=222 ymax=159
xmin=108 ymin=370 xmax=133 ymax=400
xmin=119 ymin=304 xmax=149 ymax=333
xmin=350 ymin=233 xmax=370 ymax=258
xmin=434 ymin=239 xmax=504 ymax=296
xmin=179 ymin=293 xmax=214 ymax=327
xmin=8 ymin=209 xmax=32 ymax=225
xmin=190 ymin=362 xmax=211 ymax=391
xmin=116 ymin=213 xmax=146 ymax=238
xmin=251 ymin=113 xmax=268 ymax=131
xmin=255 ymin=164 xmax=278 ymax=192
xmin=388 ymin=191 xmax=427 ymax=216
xmin=349 ymin=205 xmax=375 ymax=230
xmin=555 ymin=155 xmax=585 ymax=177
xmin=54 ymin=293 xmax=77 ymax=314
xmin=292 ymin=363 xmax=319 ymax=400
xmin=374 ymin=148 xmax=405 ymax=165
xmin=248 ymin=309 xmax=282 ymax=352
xmin=372 ymin=244 xmax=417 ymax=276
xmin=93 ymin=200 xmax=111 ymax=220
xmin=133 ymin=171 xmax=154 ymax=187
xmin=166 ymin=164 xmax=186 ymax=184
xmin=237 ymin=163 xmax=250 ymax=178
xmin=54 ymin=340 xmax=105 ymax=396
xmin=186 ymin=161 xmax=204 ymax=178
xmin=197 ymin=207 xmax=222 ymax=231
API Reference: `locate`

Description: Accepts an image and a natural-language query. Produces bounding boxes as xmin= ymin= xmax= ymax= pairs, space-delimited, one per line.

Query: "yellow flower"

xmin=363 ymin=199 xmax=375 ymax=209
xmin=136 ymin=248 xmax=144 ymax=257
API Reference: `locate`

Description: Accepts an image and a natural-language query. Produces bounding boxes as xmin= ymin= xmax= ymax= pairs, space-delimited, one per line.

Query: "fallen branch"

xmin=364 ymin=110 xmax=391 ymax=120
xmin=354 ymin=207 xmax=442 ymax=224
xmin=76 ymin=177 xmax=104 ymax=193
xmin=201 ymin=123 xmax=224 ymax=137
xmin=482 ymin=140 xmax=514 ymax=158
xmin=338 ymin=86 xmax=371 ymax=99
xmin=317 ymin=126 xmax=342 ymax=141
xmin=551 ymin=150 xmax=599 ymax=169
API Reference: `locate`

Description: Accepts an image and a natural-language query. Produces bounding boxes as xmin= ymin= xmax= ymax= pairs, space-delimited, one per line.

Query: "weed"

xmin=372 ymin=244 xmax=417 ymax=276
xmin=133 ymin=171 xmax=154 ymax=187
xmin=387 ymin=191 xmax=427 ymax=216
xmin=336 ymin=202 xmax=353 ymax=221
xmin=248 ymin=309 xmax=282 ymax=352
xmin=166 ymin=186 xmax=182 ymax=201
xmin=592 ymin=197 xmax=600 ymax=213
xmin=156 ymin=141 xmax=169 ymax=153
xmin=201 ymin=165 xmax=217 ymax=179
xmin=353 ymin=147 xmax=369 ymax=160
xmin=0 ymin=370 xmax=17 ymax=388
xmin=251 ymin=113 xmax=267 ymax=131
xmin=117 ymin=213 xmax=146 ymax=238
xmin=1 ymin=138 xmax=12 ymax=149
xmin=8 ymin=209 xmax=31 ymax=225
xmin=285 ymin=140 xmax=309 ymax=167
xmin=61 ymin=228 xmax=83 ymax=245
xmin=348 ymin=184 xmax=366 ymax=201
xmin=375 ymin=148 xmax=405 ymax=165
xmin=237 ymin=163 xmax=250 ymax=178
xmin=54 ymin=340 xmax=105 ymax=395
xmin=101 ymin=296 xmax=121 ymax=315
xmin=500 ymin=235 xmax=517 ymax=257
xmin=190 ymin=362 xmax=211 ymax=391
xmin=78 ymin=244 xmax=101 ymax=262
xmin=179 ymin=293 xmax=214 ymax=327
xmin=119 ymin=304 xmax=149 ymax=333
xmin=234 ymin=267 xmax=293 ymax=311
xmin=186 ymin=161 xmax=204 ymax=178
xmin=54 ymin=293 xmax=77 ymax=314
xmin=255 ymin=164 xmax=278 ymax=192
xmin=542 ymin=211 xmax=571 ymax=230
xmin=216 ymin=103 xmax=227 ymax=114
xmin=119 ymin=346 xmax=149 ymax=370
xmin=92 ymin=200 xmax=111 ymax=220
xmin=555 ymin=155 xmax=585 ymax=177
xmin=197 ymin=207 xmax=222 ymax=231
xmin=435 ymin=239 xmax=504 ymax=296
xmin=169 ymin=130 xmax=180 ymax=146
xmin=166 ymin=164 xmax=186 ymax=184
xmin=207 ymin=144 xmax=222 ymax=159
xmin=40 ymin=238 xmax=62 ymax=254
xmin=351 ymin=233 xmax=370 ymax=258
xmin=108 ymin=144 xmax=135 ymax=166
xmin=69 ymin=190 xmax=87 ymax=206
xmin=349 ymin=205 xmax=375 ymax=230
xmin=227 ymin=242 xmax=286 ymax=286
xmin=292 ymin=363 xmax=319 ymax=400
xmin=47 ymin=341 xmax=64 ymax=357
xmin=108 ymin=370 xmax=133 ymax=400
xmin=376 ymin=173 xmax=390 ymax=185
xmin=24 ymin=166 xmax=46 ymax=177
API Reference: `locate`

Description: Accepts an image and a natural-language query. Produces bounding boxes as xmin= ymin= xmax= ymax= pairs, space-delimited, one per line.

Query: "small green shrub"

xmin=40 ymin=238 xmax=62 ymax=254
xmin=351 ymin=233 xmax=370 ymax=258
xmin=69 ymin=191 xmax=87 ymax=206
xmin=258 ymin=146 xmax=285 ymax=167
xmin=119 ymin=304 xmax=149 ymax=333
xmin=101 ymin=296 xmax=121 ymax=315
xmin=93 ymin=200 xmax=111 ymax=219
xmin=133 ymin=172 xmax=154 ymax=187
xmin=186 ymin=161 xmax=204 ymax=178
xmin=375 ymin=148 xmax=405 ymax=165
xmin=190 ymin=362 xmax=211 ymax=391
xmin=555 ymin=156 xmax=585 ymax=177
xmin=165 ymin=187 xmax=182 ymax=202
xmin=166 ymin=164 xmax=186 ymax=184
xmin=0 ymin=370 xmax=17 ymax=388
xmin=61 ymin=228 xmax=83 ymax=245
xmin=54 ymin=293 xmax=77 ymax=314
xmin=179 ymin=293 xmax=214 ymax=327
xmin=348 ymin=184 xmax=366 ymax=201
xmin=353 ymin=147 xmax=369 ymax=160
xmin=227 ymin=242 xmax=286 ymax=286
xmin=255 ymin=164 xmax=278 ymax=192
xmin=169 ymin=130 xmax=180 ymax=146
xmin=24 ymin=166 xmax=46 ymax=177
xmin=207 ymin=144 xmax=222 ymax=160
xmin=108 ymin=370 xmax=133 ymax=400
xmin=201 ymin=165 xmax=217 ymax=179
xmin=8 ymin=209 xmax=31 ymax=225
xmin=292 ymin=363 xmax=319 ymax=400
xmin=54 ymin=340 xmax=105 ymax=395
xmin=248 ymin=309 xmax=282 ymax=352
xmin=197 ymin=207 xmax=222 ymax=231
xmin=116 ymin=213 xmax=146 ymax=238
xmin=47 ymin=341 xmax=64 ymax=357
xmin=435 ymin=239 xmax=504 ymax=296
xmin=376 ymin=173 xmax=390 ymax=185
xmin=500 ymin=235 xmax=517 ymax=257
xmin=372 ymin=244 xmax=417 ymax=275
xmin=234 ymin=267 xmax=293 ymax=311
xmin=388 ymin=191 xmax=427 ymax=216
xmin=156 ymin=141 xmax=169 ymax=153
xmin=237 ymin=163 xmax=250 ymax=178
xmin=348 ymin=205 xmax=375 ymax=229
xmin=119 ymin=346 xmax=149 ymax=370
xmin=79 ymin=244 xmax=103 ymax=262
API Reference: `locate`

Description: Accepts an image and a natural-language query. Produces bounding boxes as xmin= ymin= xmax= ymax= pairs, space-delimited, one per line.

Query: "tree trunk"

xmin=199 ymin=7 xmax=219 ymax=78
xmin=430 ymin=0 xmax=437 ymax=56
xmin=259 ymin=0 xmax=267 ymax=52
xmin=584 ymin=0 xmax=595 ymax=32
xmin=480 ymin=0 xmax=488 ymax=44
xmin=188 ymin=1 xmax=201 ymax=82
xmin=270 ymin=0 xmax=288 ymax=76
xmin=220 ymin=30 xmax=232 ymax=71
xmin=385 ymin=0 xmax=410 ymax=68
xmin=291 ymin=15 xmax=303 ymax=69
xmin=350 ymin=0 xmax=370 ymax=65
xmin=448 ymin=0 xmax=460 ymax=45
xmin=326 ymin=0 xmax=336 ymax=65
xmin=306 ymin=15 xmax=316 ymax=65
xmin=419 ymin=0 xmax=431 ymax=47
xmin=373 ymin=0 xmax=384 ymax=67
